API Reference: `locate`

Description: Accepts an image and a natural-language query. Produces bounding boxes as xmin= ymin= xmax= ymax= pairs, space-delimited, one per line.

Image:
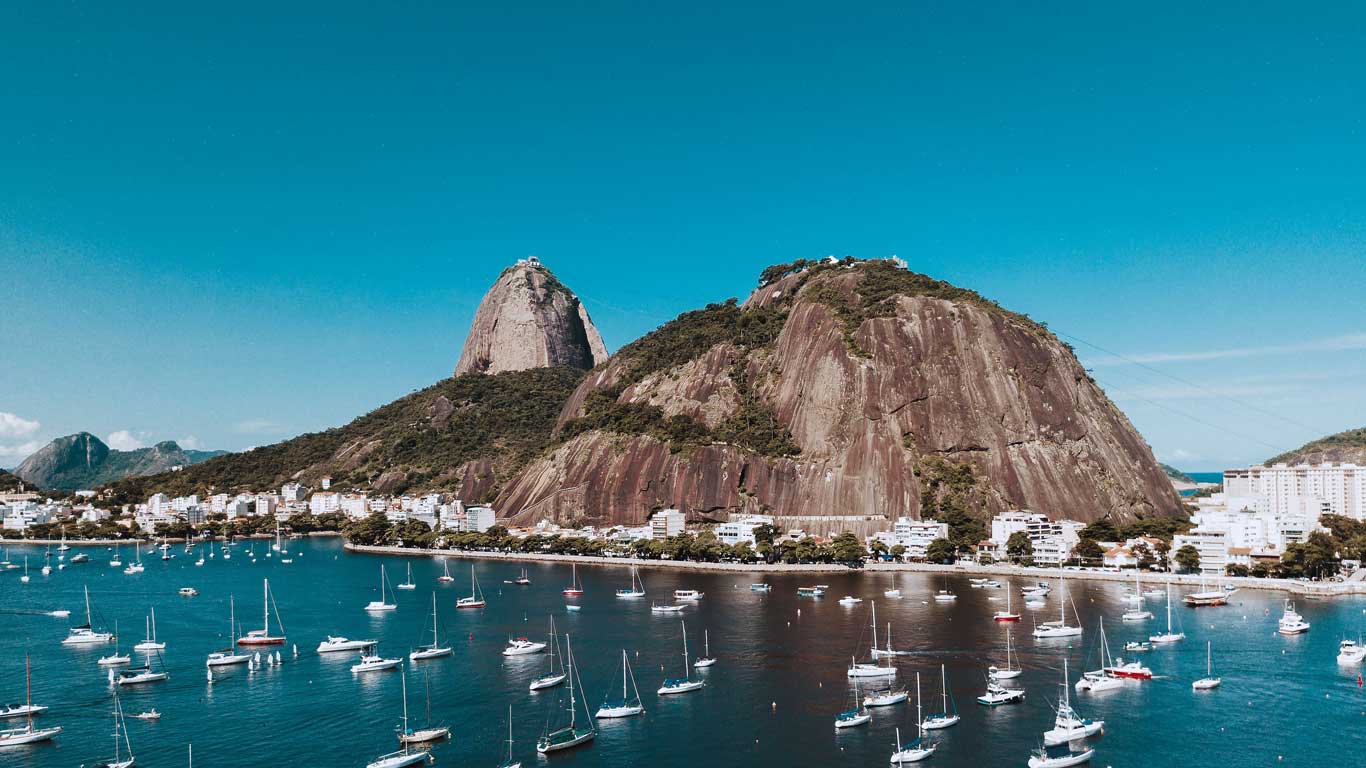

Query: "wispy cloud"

xmin=178 ymin=435 xmax=203 ymax=450
xmin=233 ymin=419 xmax=281 ymax=435
xmin=0 ymin=412 xmax=41 ymax=439
xmin=0 ymin=439 xmax=45 ymax=463
xmin=0 ymin=412 xmax=44 ymax=464
xmin=1085 ymin=332 xmax=1366 ymax=368
xmin=106 ymin=430 xmax=148 ymax=451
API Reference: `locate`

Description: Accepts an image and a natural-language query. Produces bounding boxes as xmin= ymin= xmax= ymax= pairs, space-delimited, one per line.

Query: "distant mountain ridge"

xmin=1266 ymin=427 xmax=1366 ymax=465
xmin=14 ymin=433 xmax=226 ymax=490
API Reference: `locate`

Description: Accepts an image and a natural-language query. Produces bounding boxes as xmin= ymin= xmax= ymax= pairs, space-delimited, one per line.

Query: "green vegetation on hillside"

xmin=0 ymin=469 xmax=32 ymax=492
xmin=1266 ymin=427 xmax=1366 ymax=465
xmin=609 ymin=298 xmax=787 ymax=388
xmin=1159 ymin=463 xmax=1195 ymax=484
xmin=105 ymin=367 xmax=586 ymax=501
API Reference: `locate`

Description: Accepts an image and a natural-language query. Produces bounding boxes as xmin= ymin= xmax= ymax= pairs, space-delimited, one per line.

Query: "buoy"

xmin=771 ymin=702 xmax=777 ymax=710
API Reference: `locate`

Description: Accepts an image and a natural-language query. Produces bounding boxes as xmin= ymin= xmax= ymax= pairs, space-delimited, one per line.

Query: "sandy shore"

xmin=343 ymin=543 xmax=1363 ymax=597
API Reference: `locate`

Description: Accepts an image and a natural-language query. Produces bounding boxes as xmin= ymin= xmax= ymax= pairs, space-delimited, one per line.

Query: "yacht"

xmin=838 ymin=595 xmax=863 ymax=605
xmin=834 ymin=680 xmax=871 ymax=729
xmin=650 ymin=603 xmax=685 ymax=614
xmin=1028 ymin=745 xmax=1095 ymax=767
xmin=1278 ymin=600 xmax=1310 ymax=635
xmin=1337 ymin=638 xmax=1366 ymax=665
xmin=863 ymin=684 xmax=909 ymax=707
xmin=797 ymin=585 xmax=826 ymax=597
xmin=673 ymin=589 xmax=704 ymax=601
xmin=1121 ymin=608 xmax=1153 ymax=621
xmin=352 ymin=653 xmax=403 ymax=673
xmin=920 ymin=665 xmax=959 ymax=730
xmin=976 ymin=680 xmax=1026 ymax=706
xmin=502 ymin=636 xmax=548 ymax=656
xmin=1045 ymin=660 xmax=1104 ymax=745
xmin=614 ymin=567 xmax=645 ymax=599
xmin=317 ymin=636 xmax=378 ymax=654
xmin=750 ymin=583 xmax=772 ymax=592
xmin=657 ymin=619 xmax=705 ymax=695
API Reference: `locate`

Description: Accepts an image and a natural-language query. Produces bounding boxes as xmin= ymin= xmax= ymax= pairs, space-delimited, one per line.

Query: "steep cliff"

xmin=498 ymin=259 xmax=1182 ymax=529
xmin=15 ymin=433 xmax=225 ymax=490
xmin=455 ymin=259 xmax=608 ymax=376
xmin=1266 ymin=427 xmax=1366 ymax=465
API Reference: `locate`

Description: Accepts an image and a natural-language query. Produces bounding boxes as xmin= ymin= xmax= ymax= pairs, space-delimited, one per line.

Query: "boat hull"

xmin=595 ymin=704 xmax=644 ymax=719
xmin=536 ymin=728 xmax=595 ymax=753
xmin=409 ymin=647 xmax=454 ymax=661
xmin=0 ymin=725 xmax=62 ymax=745
xmin=1029 ymin=748 xmax=1095 ymax=766
xmin=529 ymin=674 xmax=567 ymax=691
xmin=657 ymin=680 xmax=705 ymax=695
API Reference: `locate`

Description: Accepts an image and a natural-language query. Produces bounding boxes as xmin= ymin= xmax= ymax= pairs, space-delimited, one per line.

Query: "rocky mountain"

xmin=14 ymin=433 xmax=226 ymax=490
xmin=1160 ymin=463 xmax=1195 ymax=484
xmin=1266 ymin=427 xmax=1366 ymax=465
xmin=496 ymin=258 xmax=1182 ymax=530
xmin=104 ymin=367 xmax=585 ymax=502
xmin=455 ymin=259 xmax=608 ymax=376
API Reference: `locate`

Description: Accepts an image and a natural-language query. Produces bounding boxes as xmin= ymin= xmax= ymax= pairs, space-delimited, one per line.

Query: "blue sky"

xmin=2 ymin=2 xmax=1363 ymax=471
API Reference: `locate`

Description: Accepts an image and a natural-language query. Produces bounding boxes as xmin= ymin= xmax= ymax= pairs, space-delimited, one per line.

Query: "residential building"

xmin=1224 ymin=462 xmax=1365 ymax=521
xmin=281 ymin=483 xmax=306 ymax=502
xmin=867 ymin=517 xmax=949 ymax=560
xmin=309 ymin=492 xmax=341 ymax=515
xmin=717 ymin=515 xmax=775 ymax=547
xmin=983 ymin=511 xmax=1083 ymax=566
xmin=649 ymin=508 xmax=685 ymax=539
xmin=464 ymin=505 xmax=496 ymax=533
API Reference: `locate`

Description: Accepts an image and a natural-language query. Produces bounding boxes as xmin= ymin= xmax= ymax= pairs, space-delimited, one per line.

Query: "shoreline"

xmin=343 ymin=543 xmax=1364 ymax=597
xmin=2 ymin=531 xmax=343 ymax=547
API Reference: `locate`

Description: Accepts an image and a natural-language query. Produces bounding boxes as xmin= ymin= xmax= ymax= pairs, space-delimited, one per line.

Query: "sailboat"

xmin=1044 ymin=658 xmax=1103 ymax=745
xmin=921 ymin=664 xmax=960 ymax=729
xmin=989 ymin=627 xmax=1023 ymax=679
xmin=98 ymin=621 xmax=131 ymax=667
xmin=397 ymin=669 xmax=450 ymax=743
xmin=366 ymin=666 xmax=433 ymax=768
xmin=503 ymin=616 xmax=551 ymax=656
xmin=595 ymin=649 xmax=645 ymax=718
xmin=1032 ymin=573 xmax=1082 ymax=638
xmin=456 ymin=565 xmax=486 ymax=609
xmin=133 ymin=607 xmax=165 ymax=651
xmin=529 ymin=618 xmax=567 ymax=690
xmin=436 ymin=560 xmax=454 ymax=583
xmin=208 ymin=597 xmax=251 ymax=667
xmin=933 ymin=577 xmax=957 ymax=602
xmin=1074 ymin=618 xmax=1123 ymax=693
xmin=109 ymin=543 xmax=122 ymax=568
xmin=237 ymin=578 xmax=286 ymax=645
xmin=113 ymin=648 xmax=169 ymax=685
xmin=58 ymin=533 xmax=70 ymax=552
xmin=123 ymin=544 xmax=144 ymax=574
xmin=834 ymin=678 xmax=872 ymax=729
xmin=693 ymin=628 xmax=716 ymax=668
xmin=1148 ymin=581 xmax=1186 ymax=644
xmin=889 ymin=673 xmax=936 ymax=764
xmin=993 ymin=581 xmax=1021 ymax=622
xmin=410 ymin=593 xmax=453 ymax=660
xmin=658 ymin=619 xmax=705 ymax=694
xmin=1184 ymin=572 xmax=1232 ymax=607
xmin=498 ymin=705 xmax=521 ymax=768
xmin=0 ymin=656 xmax=62 ymax=746
xmin=536 ymin=636 xmax=596 ymax=753
xmin=1192 ymin=641 xmax=1221 ymax=690
xmin=512 ymin=567 xmax=531 ymax=586
xmin=93 ymin=690 xmax=135 ymax=768
xmin=396 ymin=563 xmax=417 ymax=591
xmin=562 ymin=564 xmax=584 ymax=596
xmin=849 ymin=602 xmax=898 ymax=679
xmin=19 ymin=556 xmax=28 ymax=584
xmin=615 ymin=566 xmax=645 ymax=599
xmin=872 ymin=618 xmax=912 ymax=657
xmin=365 ymin=565 xmax=399 ymax=612
xmin=63 ymin=586 xmax=115 ymax=645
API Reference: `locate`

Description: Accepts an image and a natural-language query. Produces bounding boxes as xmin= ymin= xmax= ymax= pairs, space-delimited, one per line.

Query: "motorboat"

xmin=178 ymin=587 xmax=199 ymax=597
xmin=976 ymin=681 xmax=1025 ymax=706
xmin=650 ymin=603 xmax=685 ymax=614
xmin=1123 ymin=641 xmax=1151 ymax=653
xmin=1049 ymin=659 xmax=1105 ymax=742
xmin=1029 ymin=745 xmax=1095 ymax=767
xmin=502 ymin=637 xmax=548 ymax=656
xmin=1278 ymin=600 xmax=1310 ymax=635
xmin=1337 ymin=638 xmax=1366 ymax=665
xmin=132 ymin=710 xmax=161 ymax=721
xmin=797 ymin=586 xmax=826 ymax=597
xmin=1102 ymin=658 xmax=1152 ymax=679
xmin=673 ymin=589 xmax=704 ymax=601
xmin=352 ymin=653 xmax=403 ymax=673
xmin=750 ymin=583 xmax=772 ymax=592
xmin=1121 ymin=609 xmax=1153 ymax=621
xmin=839 ymin=595 xmax=863 ymax=605
xmin=317 ymin=636 xmax=377 ymax=654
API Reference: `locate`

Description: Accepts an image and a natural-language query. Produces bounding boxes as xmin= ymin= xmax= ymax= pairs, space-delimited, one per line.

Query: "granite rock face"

xmin=455 ymin=260 xmax=608 ymax=376
xmin=498 ymin=261 xmax=1182 ymax=528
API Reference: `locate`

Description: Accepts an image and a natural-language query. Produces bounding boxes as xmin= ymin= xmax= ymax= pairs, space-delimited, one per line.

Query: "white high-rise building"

xmin=1224 ymin=463 xmax=1365 ymax=521
xmin=717 ymin=515 xmax=774 ymax=547
xmin=649 ymin=508 xmax=685 ymax=539
xmin=868 ymin=517 xmax=950 ymax=560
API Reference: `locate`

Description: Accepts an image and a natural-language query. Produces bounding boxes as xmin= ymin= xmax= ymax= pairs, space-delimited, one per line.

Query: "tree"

xmin=1225 ymin=563 xmax=1249 ymax=577
xmin=1154 ymin=539 xmax=1171 ymax=571
xmin=1130 ymin=541 xmax=1154 ymax=569
xmin=1173 ymin=544 xmax=1201 ymax=573
xmin=869 ymin=539 xmax=889 ymax=559
xmin=1250 ymin=562 xmax=1270 ymax=578
xmin=344 ymin=512 xmax=392 ymax=546
xmin=752 ymin=523 xmax=780 ymax=547
xmin=1005 ymin=531 xmax=1034 ymax=565
xmin=925 ymin=537 xmax=956 ymax=564
xmin=1073 ymin=538 xmax=1104 ymax=567
xmin=889 ymin=544 xmax=907 ymax=561
xmin=830 ymin=532 xmax=867 ymax=564
xmin=1081 ymin=516 xmax=1118 ymax=543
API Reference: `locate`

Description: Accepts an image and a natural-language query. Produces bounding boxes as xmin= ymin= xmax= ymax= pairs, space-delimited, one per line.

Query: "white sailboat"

xmin=562 ymin=564 xmax=583 ymax=596
xmin=1044 ymin=658 xmax=1104 ymax=745
xmin=237 ymin=578 xmax=286 ymax=646
xmin=207 ymin=597 xmax=251 ymax=667
xmin=498 ymin=705 xmax=521 ymax=768
xmin=365 ymin=564 xmax=399 ymax=612
xmin=63 ymin=586 xmax=115 ymax=646
xmin=1032 ymin=573 xmax=1082 ymax=638
xmin=98 ymin=621 xmax=131 ymax=667
xmin=849 ymin=602 xmax=898 ymax=679
xmin=396 ymin=563 xmax=417 ymax=590
xmin=0 ymin=657 xmax=62 ymax=746
xmin=123 ymin=544 xmax=144 ymax=575
xmin=834 ymin=678 xmax=871 ymax=729
xmin=993 ymin=581 xmax=1022 ymax=622
xmin=133 ymin=607 xmax=165 ymax=651
xmin=889 ymin=673 xmax=936 ymax=764
xmin=535 ymin=636 xmax=596 ymax=753
xmin=872 ymin=617 xmax=912 ymax=657
xmin=615 ymin=566 xmax=645 ymax=599
xmin=410 ymin=593 xmax=453 ymax=660
xmin=595 ymin=649 xmax=645 ymax=718
xmin=1192 ymin=641 xmax=1221 ymax=690
xmin=1075 ymin=617 xmax=1124 ymax=692
xmin=658 ymin=619 xmax=705 ymax=694
xmin=920 ymin=664 xmax=960 ymax=730
xmin=366 ymin=666 xmax=433 ymax=768
xmin=989 ymin=627 xmax=1023 ymax=679
xmin=1148 ymin=582 xmax=1186 ymax=644
xmin=529 ymin=618 xmax=567 ymax=691
xmin=397 ymin=669 xmax=450 ymax=744
xmin=93 ymin=690 xmax=135 ymax=768
xmin=692 ymin=628 xmax=716 ymax=668
xmin=456 ymin=565 xmax=486 ymax=609
xmin=19 ymin=556 xmax=28 ymax=584
xmin=436 ymin=560 xmax=454 ymax=583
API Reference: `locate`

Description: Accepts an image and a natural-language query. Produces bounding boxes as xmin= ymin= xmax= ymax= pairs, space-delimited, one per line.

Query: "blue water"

xmin=2 ymin=539 xmax=1364 ymax=767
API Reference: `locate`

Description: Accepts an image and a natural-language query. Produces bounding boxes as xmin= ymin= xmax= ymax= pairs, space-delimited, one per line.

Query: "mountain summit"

xmin=455 ymin=258 xmax=608 ymax=376
xmin=15 ymin=433 xmax=225 ymax=490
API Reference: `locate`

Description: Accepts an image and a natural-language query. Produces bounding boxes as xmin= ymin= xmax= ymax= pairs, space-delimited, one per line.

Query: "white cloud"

xmin=233 ymin=419 xmax=281 ymax=435
xmin=0 ymin=439 xmax=44 ymax=463
xmin=106 ymin=430 xmax=147 ymax=451
xmin=1085 ymin=332 xmax=1366 ymax=368
xmin=0 ymin=412 xmax=41 ymax=439
xmin=178 ymin=435 xmax=203 ymax=450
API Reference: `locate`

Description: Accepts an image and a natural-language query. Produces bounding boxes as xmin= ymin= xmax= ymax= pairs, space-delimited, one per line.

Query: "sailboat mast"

xmin=940 ymin=664 xmax=947 ymax=714
xmin=1062 ymin=656 xmax=1070 ymax=708
xmin=85 ymin=586 xmax=93 ymax=626
xmin=401 ymin=668 xmax=410 ymax=736
xmin=263 ymin=579 xmax=270 ymax=634
xmin=565 ymin=635 xmax=576 ymax=728
xmin=871 ymin=601 xmax=878 ymax=650
xmin=916 ymin=672 xmax=923 ymax=738
xmin=431 ymin=593 xmax=439 ymax=646
xmin=25 ymin=654 xmax=32 ymax=728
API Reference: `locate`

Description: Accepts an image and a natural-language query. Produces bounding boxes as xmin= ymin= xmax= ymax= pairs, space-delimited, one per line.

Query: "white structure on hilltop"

xmin=1224 ymin=463 xmax=1364 ymax=521
xmin=649 ymin=508 xmax=685 ymax=539
xmin=717 ymin=515 xmax=775 ymax=547
xmin=981 ymin=511 xmax=1084 ymax=566
xmin=867 ymin=517 xmax=949 ymax=560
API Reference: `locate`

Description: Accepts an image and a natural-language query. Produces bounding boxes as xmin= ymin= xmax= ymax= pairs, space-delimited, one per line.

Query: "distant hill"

xmin=1159 ymin=463 xmax=1195 ymax=485
xmin=1266 ymin=427 xmax=1366 ymax=465
xmin=106 ymin=367 xmax=586 ymax=502
xmin=0 ymin=468 xmax=36 ymax=492
xmin=14 ymin=433 xmax=226 ymax=490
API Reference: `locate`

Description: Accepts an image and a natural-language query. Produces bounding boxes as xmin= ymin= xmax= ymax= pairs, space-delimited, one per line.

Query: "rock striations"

xmin=455 ymin=258 xmax=608 ymax=376
xmin=497 ymin=259 xmax=1182 ymax=530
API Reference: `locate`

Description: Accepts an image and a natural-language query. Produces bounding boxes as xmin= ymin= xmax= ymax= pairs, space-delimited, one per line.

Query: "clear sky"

xmin=2 ymin=2 xmax=1363 ymax=471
